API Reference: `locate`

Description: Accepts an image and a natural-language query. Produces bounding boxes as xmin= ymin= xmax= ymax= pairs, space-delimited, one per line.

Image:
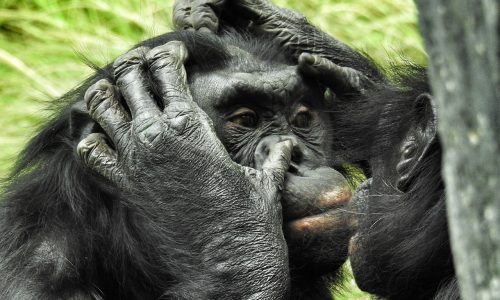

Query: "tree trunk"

xmin=415 ymin=0 xmax=500 ymax=299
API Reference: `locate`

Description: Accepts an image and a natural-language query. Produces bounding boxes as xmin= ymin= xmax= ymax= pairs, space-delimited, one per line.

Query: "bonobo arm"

xmin=173 ymin=0 xmax=385 ymax=82
xmin=77 ymin=41 xmax=293 ymax=299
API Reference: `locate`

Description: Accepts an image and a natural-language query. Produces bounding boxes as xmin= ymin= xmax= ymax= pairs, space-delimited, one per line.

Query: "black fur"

xmin=334 ymin=65 xmax=459 ymax=299
xmin=0 ymin=31 xmax=296 ymax=300
xmin=0 ymin=29 xmax=356 ymax=299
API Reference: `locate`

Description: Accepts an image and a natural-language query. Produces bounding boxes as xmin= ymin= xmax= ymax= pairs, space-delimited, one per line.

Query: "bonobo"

xmin=307 ymin=61 xmax=458 ymax=298
xmin=178 ymin=1 xmax=459 ymax=299
xmin=338 ymin=66 xmax=459 ymax=300
xmin=0 ymin=30 xmax=356 ymax=299
xmin=0 ymin=35 xmax=293 ymax=299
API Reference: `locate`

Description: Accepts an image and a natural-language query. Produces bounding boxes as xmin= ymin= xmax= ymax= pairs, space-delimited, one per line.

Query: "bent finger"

xmin=191 ymin=0 xmax=225 ymax=33
xmin=298 ymin=53 xmax=374 ymax=94
xmin=84 ymin=79 xmax=130 ymax=145
xmin=77 ymin=133 xmax=125 ymax=187
xmin=113 ymin=46 xmax=160 ymax=119
xmin=173 ymin=0 xmax=194 ymax=30
xmin=147 ymin=41 xmax=192 ymax=108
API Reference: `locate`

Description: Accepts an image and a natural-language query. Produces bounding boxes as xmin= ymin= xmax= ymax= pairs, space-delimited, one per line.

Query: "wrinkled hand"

xmin=173 ymin=0 xmax=380 ymax=95
xmin=297 ymin=53 xmax=376 ymax=96
xmin=76 ymin=41 xmax=292 ymax=298
xmin=173 ymin=0 xmax=309 ymax=48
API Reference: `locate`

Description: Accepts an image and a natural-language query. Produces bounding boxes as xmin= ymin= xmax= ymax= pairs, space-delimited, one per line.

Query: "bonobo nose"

xmin=254 ymin=135 xmax=305 ymax=172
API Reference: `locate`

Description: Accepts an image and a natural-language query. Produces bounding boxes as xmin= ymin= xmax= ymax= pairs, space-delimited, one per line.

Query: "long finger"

xmin=77 ymin=133 xmax=125 ymax=187
xmin=146 ymin=41 xmax=192 ymax=107
xmin=84 ymin=79 xmax=130 ymax=145
xmin=113 ymin=46 xmax=160 ymax=119
xmin=173 ymin=0 xmax=194 ymax=31
xmin=191 ymin=0 xmax=225 ymax=33
xmin=298 ymin=53 xmax=374 ymax=94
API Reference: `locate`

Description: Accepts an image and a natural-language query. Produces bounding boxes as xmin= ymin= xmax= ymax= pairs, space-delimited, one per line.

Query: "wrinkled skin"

xmin=77 ymin=41 xmax=294 ymax=299
xmin=173 ymin=0 xmax=385 ymax=89
xmin=171 ymin=0 xmax=390 ymax=297
xmin=188 ymin=45 xmax=355 ymax=297
xmin=173 ymin=2 xmax=459 ymax=299
xmin=84 ymin=30 xmax=357 ymax=299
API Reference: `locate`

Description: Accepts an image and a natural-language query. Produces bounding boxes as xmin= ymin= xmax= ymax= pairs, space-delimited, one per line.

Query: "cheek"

xmin=220 ymin=125 xmax=260 ymax=167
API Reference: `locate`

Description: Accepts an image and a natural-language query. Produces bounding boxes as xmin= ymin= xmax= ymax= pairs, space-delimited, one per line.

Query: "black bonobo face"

xmin=190 ymin=57 xmax=354 ymax=276
xmin=348 ymin=93 xmax=439 ymax=291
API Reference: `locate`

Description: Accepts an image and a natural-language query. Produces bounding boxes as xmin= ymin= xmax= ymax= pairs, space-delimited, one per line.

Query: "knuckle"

xmin=147 ymin=41 xmax=188 ymax=68
xmin=113 ymin=46 xmax=149 ymax=77
xmin=169 ymin=115 xmax=194 ymax=135
xmin=173 ymin=2 xmax=192 ymax=26
xmin=84 ymin=79 xmax=113 ymax=110
xmin=76 ymin=133 xmax=104 ymax=161
xmin=192 ymin=7 xmax=218 ymax=28
xmin=134 ymin=119 xmax=164 ymax=146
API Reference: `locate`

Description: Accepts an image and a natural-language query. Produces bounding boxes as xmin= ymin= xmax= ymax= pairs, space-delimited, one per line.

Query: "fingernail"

xmin=197 ymin=27 xmax=213 ymax=33
xmin=299 ymin=53 xmax=315 ymax=65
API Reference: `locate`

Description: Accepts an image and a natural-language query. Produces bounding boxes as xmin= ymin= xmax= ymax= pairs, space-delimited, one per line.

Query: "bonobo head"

xmin=182 ymin=31 xmax=354 ymax=278
xmin=337 ymin=66 xmax=455 ymax=299
xmin=71 ymin=30 xmax=355 ymax=280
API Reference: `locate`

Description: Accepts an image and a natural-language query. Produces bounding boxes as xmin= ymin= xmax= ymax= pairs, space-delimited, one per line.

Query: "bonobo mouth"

xmin=281 ymin=166 xmax=356 ymax=275
xmin=281 ymin=166 xmax=353 ymax=234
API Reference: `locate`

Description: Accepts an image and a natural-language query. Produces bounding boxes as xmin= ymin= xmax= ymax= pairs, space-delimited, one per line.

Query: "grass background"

xmin=0 ymin=0 xmax=425 ymax=298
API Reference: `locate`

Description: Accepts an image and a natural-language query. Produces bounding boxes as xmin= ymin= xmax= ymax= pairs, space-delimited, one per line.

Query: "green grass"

xmin=0 ymin=0 xmax=424 ymax=298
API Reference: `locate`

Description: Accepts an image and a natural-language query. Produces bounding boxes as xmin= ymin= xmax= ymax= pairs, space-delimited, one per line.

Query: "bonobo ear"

xmin=413 ymin=93 xmax=437 ymax=139
xmin=396 ymin=93 xmax=437 ymax=191
xmin=69 ymin=101 xmax=99 ymax=142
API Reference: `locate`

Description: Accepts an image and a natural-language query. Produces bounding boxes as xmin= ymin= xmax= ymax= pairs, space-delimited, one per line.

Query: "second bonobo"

xmin=85 ymin=31 xmax=355 ymax=298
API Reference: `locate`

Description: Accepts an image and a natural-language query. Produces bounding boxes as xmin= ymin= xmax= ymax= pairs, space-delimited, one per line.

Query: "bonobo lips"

xmin=281 ymin=167 xmax=353 ymax=234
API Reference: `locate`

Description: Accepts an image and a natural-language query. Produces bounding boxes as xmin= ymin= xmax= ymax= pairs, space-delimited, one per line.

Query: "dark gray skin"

xmin=174 ymin=2 xmax=457 ymax=298
xmin=172 ymin=0 xmax=384 ymax=92
xmin=171 ymin=0 xmax=388 ymax=297
xmin=80 ymin=36 xmax=355 ymax=298
xmin=188 ymin=62 xmax=354 ymax=281
xmin=77 ymin=41 xmax=294 ymax=299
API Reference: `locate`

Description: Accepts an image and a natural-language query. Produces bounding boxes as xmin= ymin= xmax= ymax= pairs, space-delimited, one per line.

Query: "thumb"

xmin=261 ymin=140 xmax=293 ymax=189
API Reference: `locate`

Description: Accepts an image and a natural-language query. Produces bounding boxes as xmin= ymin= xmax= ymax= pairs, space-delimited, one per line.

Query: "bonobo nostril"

xmin=288 ymin=163 xmax=300 ymax=175
xmin=291 ymin=146 xmax=303 ymax=164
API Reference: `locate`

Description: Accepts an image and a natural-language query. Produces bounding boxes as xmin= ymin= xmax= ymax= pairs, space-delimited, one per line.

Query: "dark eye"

xmin=227 ymin=107 xmax=257 ymax=128
xmin=292 ymin=105 xmax=312 ymax=128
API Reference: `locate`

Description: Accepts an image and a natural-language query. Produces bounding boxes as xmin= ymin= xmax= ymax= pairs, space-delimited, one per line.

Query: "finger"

xmin=147 ymin=41 xmax=191 ymax=106
xmin=298 ymin=53 xmax=374 ymax=94
xmin=84 ymin=79 xmax=130 ymax=145
xmin=77 ymin=133 xmax=125 ymax=187
xmin=191 ymin=0 xmax=225 ymax=33
xmin=173 ymin=0 xmax=193 ymax=30
xmin=113 ymin=46 xmax=160 ymax=119
xmin=262 ymin=140 xmax=293 ymax=188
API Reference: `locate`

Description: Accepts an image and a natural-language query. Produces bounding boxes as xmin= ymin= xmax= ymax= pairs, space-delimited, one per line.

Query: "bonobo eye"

xmin=292 ymin=105 xmax=312 ymax=128
xmin=227 ymin=107 xmax=258 ymax=128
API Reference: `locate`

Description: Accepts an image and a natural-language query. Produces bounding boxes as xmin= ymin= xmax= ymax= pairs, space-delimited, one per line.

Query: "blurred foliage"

xmin=0 ymin=0 xmax=423 ymax=297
